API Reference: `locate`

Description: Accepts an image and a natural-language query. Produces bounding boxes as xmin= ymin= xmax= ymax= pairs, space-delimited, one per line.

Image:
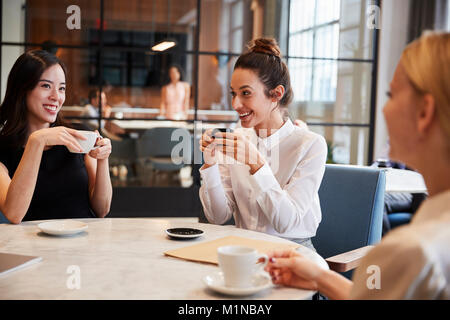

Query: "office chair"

xmin=313 ymin=164 xmax=386 ymax=279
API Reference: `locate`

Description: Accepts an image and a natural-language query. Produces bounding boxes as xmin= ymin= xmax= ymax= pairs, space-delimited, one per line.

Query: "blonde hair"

xmin=400 ymin=31 xmax=450 ymax=142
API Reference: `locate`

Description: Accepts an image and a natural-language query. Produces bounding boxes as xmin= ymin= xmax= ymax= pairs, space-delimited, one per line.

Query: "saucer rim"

xmin=203 ymin=271 xmax=272 ymax=296
xmin=37 ymin=220 xmax=88 ymax=235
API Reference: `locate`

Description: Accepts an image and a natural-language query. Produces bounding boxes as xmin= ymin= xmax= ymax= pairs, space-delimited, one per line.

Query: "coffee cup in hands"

xmin=71 ymin=131 xmax=100 ymax=154
xmin=211 ymin=128 xmax=234 ymax=138
xmin=217 ymin=246 xmax=268 ymax=288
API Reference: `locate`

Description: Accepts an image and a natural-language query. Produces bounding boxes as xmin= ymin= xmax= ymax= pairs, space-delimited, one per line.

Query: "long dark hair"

xmin=165 ymin=64 xmax=184 ymax=85
xmin=234 ymin=38 xmax=293 ymax=108
xmin=0 ymin=50 xmax=68 ymax=148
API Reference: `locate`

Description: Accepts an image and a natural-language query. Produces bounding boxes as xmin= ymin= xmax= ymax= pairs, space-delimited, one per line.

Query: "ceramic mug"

xmin=71 ymin=130 xmax=100 ymax=154
xmin=217 ymin=245 xmax=268 ymax=288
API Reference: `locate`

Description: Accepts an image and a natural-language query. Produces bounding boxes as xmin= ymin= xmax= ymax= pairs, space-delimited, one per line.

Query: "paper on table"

xmin=164 ymin=235 xmax=299 ymax=265
xmin=0 ymin=252 xmax=42 ymax=276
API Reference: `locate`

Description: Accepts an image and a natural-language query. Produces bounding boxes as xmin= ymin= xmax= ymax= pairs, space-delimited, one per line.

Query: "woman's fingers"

xmin=62 ymin=131 xmax=84 ymax=151
xmin=65 ymin=128 xmax=87 ymax=140
xmin=90 ymin=138 xmax=112 ymax=159
xmin=268 ymin=257 xmax=296 ymax=270
xmin=201 ymin=138 xmax=212 ymax=148
xmin=95 ymin=137 xmax=108 ymax=147
xmin=60 ymin=136 xmax=83 ymax=153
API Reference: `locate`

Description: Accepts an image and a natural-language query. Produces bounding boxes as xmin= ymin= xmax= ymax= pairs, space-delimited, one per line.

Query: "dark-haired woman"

xmin=199 ymin=38 xmax=327 ymax=248
xmin=159 ymin=65 xmax=191 ymax=120
xmin=0 ymin=50 xmax=112 ymax=224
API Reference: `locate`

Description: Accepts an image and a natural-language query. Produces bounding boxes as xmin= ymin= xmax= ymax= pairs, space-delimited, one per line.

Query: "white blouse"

xmin=199 ymin=119 xmax=328 ymax=240
xmin=350 ymin=189 xmax=450 ymax=299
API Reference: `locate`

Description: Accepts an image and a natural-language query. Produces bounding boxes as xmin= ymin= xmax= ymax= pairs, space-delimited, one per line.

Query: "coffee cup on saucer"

xmin=217 ymin=245 xmax=268 ymax=288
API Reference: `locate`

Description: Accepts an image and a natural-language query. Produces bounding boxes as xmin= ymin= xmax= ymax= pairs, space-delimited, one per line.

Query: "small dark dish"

xmin=166 ymin=228 xmax=204 ymax=240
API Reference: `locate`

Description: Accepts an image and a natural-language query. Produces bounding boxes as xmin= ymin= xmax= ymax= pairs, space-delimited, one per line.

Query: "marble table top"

xmin=0 ymin=218 xmax=327 ymax=300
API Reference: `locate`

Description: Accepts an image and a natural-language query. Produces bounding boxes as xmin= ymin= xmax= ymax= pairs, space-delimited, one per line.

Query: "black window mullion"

xmin=97 ymin=0 xmax=105 ymax=135
xmin=0 ymin=0 xmax=2 ymax=97
xmin=286 ymin=0 xmax=291 ymax=66
xmin=368 ymin=0 xmax=381 ymax=165
xmin=194 ymin=0 xmax=201 ymax=123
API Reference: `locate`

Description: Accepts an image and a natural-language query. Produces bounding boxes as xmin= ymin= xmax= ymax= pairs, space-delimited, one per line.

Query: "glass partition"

xmin=1 ymin=0 xmax=379 ymax=208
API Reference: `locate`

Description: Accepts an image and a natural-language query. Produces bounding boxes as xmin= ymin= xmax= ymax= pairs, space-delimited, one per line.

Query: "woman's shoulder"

xmin=291 ymin=123 xmax=325 ymax=141
xmin=350 ymin=222 xmax=450 ymax=299
xmin=357 ymin=220 xmax=450 ymax=277
xmin=290 ymin=125 xmax=327 ymax=153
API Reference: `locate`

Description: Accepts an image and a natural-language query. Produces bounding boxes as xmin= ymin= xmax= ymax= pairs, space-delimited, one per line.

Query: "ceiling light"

xmin=151 ymin=40 xmax=176 ymax=52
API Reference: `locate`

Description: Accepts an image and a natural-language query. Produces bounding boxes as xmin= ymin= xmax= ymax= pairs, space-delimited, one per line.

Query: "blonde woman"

xmin=264 ymin=32 xmax=450 ymax=299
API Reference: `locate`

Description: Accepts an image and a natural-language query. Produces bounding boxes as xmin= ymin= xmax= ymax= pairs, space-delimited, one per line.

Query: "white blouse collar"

xmin=256 ymin=119 xmax=295 ymax=150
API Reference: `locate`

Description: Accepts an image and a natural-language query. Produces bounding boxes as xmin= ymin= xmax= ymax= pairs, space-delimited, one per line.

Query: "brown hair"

xmin=234 ymin=38 xmax=293 ymax=107
xmin=0 ymin=50 xmax=68 ymax=148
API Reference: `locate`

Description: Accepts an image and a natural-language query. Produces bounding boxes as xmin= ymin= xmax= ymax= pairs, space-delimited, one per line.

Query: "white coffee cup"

xmin=217 ymin=245 xmax=268 ymax=288
xmin=71 ymin=130 xmax=100 ymax=153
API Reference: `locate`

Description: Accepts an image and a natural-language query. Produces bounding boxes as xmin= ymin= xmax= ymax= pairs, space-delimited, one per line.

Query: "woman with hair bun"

xmin=199 ymin=38 xmax=327 ymax=249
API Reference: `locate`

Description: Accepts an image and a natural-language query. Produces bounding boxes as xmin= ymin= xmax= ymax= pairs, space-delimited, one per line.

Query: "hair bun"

xmin=248 ymin=38 xmax=282 ymax=58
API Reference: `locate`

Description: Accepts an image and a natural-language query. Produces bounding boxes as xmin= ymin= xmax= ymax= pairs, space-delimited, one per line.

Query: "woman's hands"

xmin=29 ymin=127 xmax=111 ymax=160
xmin=88 ymin=130 xmax=112 ymax=160
xmin=264 ymin=249 xmax=325 ymax=291
xmin=200 ymin=129 xmax=218 ymax=167
xmin=200 ymin=129 xmax=265 ymax=174
xmin=29 ymin=126 xmax=87 ymax=153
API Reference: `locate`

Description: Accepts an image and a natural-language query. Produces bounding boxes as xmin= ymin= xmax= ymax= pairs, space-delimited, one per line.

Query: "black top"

xmin=0 ymin=142 xmax=95 ymax=221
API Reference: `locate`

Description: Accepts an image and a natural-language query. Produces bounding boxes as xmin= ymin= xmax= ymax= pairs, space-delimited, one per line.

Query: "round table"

xmin=0 ymin=218 xmax=327 ymax=300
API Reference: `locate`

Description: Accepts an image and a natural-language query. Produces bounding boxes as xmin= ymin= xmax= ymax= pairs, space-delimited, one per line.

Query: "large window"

xmin=0 ymin=0 xmax=379 ymax=215
xmin=287 ymin=0 xmax=378 ymax=165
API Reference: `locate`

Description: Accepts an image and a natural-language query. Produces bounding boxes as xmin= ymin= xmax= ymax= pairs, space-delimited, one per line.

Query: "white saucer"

xmin=203 ymin=272 xmax=272 ymax=296
xmin=38 ymin=220 xmax=88 ymax=236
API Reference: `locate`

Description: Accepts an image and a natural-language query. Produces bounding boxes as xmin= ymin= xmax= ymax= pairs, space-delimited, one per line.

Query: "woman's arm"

xmin=199 ymin=163 xmax=236 ymax=225
xmin=316 ymin=269 xmax=353 ymax=300
xmin=84 ymin=136 xmax=112 ymax=217
xmin=248 ymin=136 xmax=327 ymax=234
xmin=0 ymin=127 xmax=86 ymax=224
xmin=198 ymin=129 xmax=236 ymax=224
xmin=266 ymin=249 xmax=353 ymax=300
xmin=0 ymin=138 xmax=45 ymax=224
xmin=214 ymin=131 xmax=328 ymax=235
